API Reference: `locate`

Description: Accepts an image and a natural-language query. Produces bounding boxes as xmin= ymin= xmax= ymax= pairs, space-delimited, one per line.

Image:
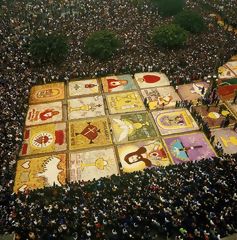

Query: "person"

xmin=210 ymin=135 xmax=215 ymax=144
xmin=232 ymin=89 xmax=237 ymax=104
xmin=143 ymin=97 xmax=149 ymax=109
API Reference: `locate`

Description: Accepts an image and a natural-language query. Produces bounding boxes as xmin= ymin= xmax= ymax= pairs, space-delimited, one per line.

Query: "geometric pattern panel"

xmin=69 ymin=117 xmax=112 ymax=150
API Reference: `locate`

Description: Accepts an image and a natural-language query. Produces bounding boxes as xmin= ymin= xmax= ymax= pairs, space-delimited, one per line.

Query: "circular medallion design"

xmin=32 ymin=132 xmax=54 ymax=148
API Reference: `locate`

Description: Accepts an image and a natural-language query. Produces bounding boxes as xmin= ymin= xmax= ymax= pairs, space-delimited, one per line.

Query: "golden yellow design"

xmin=148 ymin=101 xmax=157 ymax=110
xmin=106 ymin=91 xmax=145 ymax=114
xmin=208 ymin=112 xmax=220 ymax=119
xmin=220 ymin=136 xmax=237 ymax=147
xmin=29 ymin=83 xmax=65 ymax=104
xmin=80 ymin=158 xmax=108 ymax=170
xmin=221 ymin=110 xmax=230 ymax=116
xmin=14 ymin=154 xmax=66 ymax=193
xmin=69 ymin=118 xmax=112 ymax=150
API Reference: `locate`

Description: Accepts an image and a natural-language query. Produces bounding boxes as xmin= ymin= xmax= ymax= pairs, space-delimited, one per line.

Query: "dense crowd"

xmin=198 ymin=0 xmax=237 ymax=27
xmin=1 ymin=156 xmax=237 ymax=239
xmin=0 ymin=0 xmax=237 ymax=239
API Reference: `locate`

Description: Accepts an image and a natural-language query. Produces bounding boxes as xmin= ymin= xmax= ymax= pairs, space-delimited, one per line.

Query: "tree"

xmin=29 ymin=34 xmax=68 ymax=65
xmin=152 ymin=24 xmax=188 ymax=48
xmin=152 ymin=0 xmax=185 ymax=17
xmin=84 ymin=30 xmax=121 ymax=60
xmin=174 ymin=10 xmax=205 ymax=33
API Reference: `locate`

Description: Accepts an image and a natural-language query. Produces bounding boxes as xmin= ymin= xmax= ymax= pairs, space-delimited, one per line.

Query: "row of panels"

xmin=29 ymin=73 xmax=171 ymax=104
xmin=15 ymin=131 xmax=218 ymax=192
xmin=20 ymin=109 xmax=201 ymax=156
xmin=29 ymin=76 xmax=211 ymax=105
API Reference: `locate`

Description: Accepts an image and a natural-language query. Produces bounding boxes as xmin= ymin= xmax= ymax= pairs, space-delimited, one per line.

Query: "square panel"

xmin=110 ymin=112 xmax=157 ymax=144
xmin=20 ymin=123 xmax=66 ymax=156
xmin=29 ymin=82 xmax=65 ymax=104
xmin=217 ymin=78 xmax=237 ymax=100
xmin=163 ymin=132 xmax=216 ymax=164
xmin=134 ymin=72 xmax=170 ymax=89
xmin=69 ymin=117 xmax=112 ymax=150
xmin=117 ymin=139 xmax=171 ymax=173
xmin=106 ymin=91 xmax=145 ymax=114
xmin=25 ymin=101 xmax=63 ymax=126
xmin=177 ymin=82 xmax=209 ymax=102
xmin=218 ymin=61 xmax=237 ymax=79
xmin=68 ymin=79 xmax=99 ymax=97
xmin=101 ymin=74 xmax=137 ymax=93
xmin=194 ymin=104 xmax=236 ymax=128
xmin=14 ymin=154 xmax=66 ymax=192
xmin=68 ymin=95 xmax=105 ymax=120
xmin=69 ymin=147 xmax=119 ymax=182
xmin=152 ymin=108 xmax=199 ymax=135
xmin=141 ymin=86 xmax=181 ymax=110
xmin=211 ymin=128 xmax=237 ymax=154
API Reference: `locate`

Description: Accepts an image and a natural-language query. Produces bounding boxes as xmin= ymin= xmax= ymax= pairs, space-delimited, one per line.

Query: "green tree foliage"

xmin=152 ymin=24 xmax=188 ymax=48
xmin=84 ymin=30 xmax=121 ymax=60
xmin=29 ymin=34 xmax=68 ymax=65
xmin=152 ymin=0 xmax=185 ymax=17
xmin=174 ymin=10 xmax=205 ymax=33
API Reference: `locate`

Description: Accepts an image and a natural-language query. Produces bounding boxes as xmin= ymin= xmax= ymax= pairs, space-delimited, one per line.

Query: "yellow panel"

xmin=29 ymin=82 xmax=65 ymax=104
xmin=14 ymin=154 xmax=66 ymax=192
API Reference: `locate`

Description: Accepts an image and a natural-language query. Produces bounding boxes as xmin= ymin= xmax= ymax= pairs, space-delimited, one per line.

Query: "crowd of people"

xmin=1 ymin=156 xmax=237 ymax=239
xmin=0 ymin=0 xmax=237 ymax=239
xmin=198 ymin=0 xmax=237 ymax=27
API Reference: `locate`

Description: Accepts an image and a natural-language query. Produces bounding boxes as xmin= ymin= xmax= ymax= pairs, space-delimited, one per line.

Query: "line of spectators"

xmin=1 ymin=156 xmax=237 ymax=239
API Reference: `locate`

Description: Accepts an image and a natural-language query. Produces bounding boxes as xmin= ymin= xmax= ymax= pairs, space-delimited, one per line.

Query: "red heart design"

xmin=143 ymin=75 xmax=160 ymax=84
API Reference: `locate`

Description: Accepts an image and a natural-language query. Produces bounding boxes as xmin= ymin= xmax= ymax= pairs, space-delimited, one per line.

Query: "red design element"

xmin=39 ymin=109 xmax=59 ymax=121
xmin=106 ymin=79 xmax=128 ymax=92
xmin=24 ymin=130 xmax=30 ymax=139
xmin=85 ymin=84 xmax=97 ymax=88
xmin=35 ymin=135 xmax=50 ymax=145
xmin=143 ymin=75 xmax=160 ymax=84
xmin=150 ymin=148 xmax=167 ymax=158
xmin=55 ymin=130 xmax=64 ymax=145
xmin=218 ymin=85 xmax=237 ymax=100
xmin=22 ymin=144 xmax=28 ymax=155
xmin=79 ymin=122 xmax=100 ymax=144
